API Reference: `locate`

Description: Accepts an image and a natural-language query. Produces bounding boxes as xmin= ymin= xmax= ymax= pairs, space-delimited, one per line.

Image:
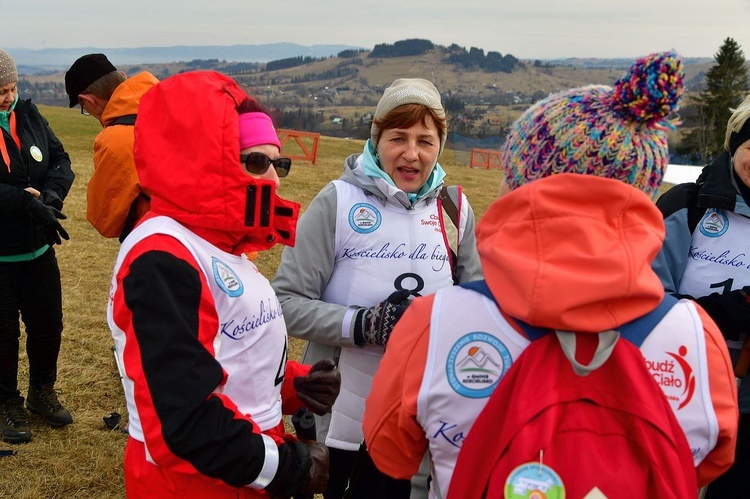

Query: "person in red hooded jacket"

xmin=107 ymin=70 xmax=340 ymax=498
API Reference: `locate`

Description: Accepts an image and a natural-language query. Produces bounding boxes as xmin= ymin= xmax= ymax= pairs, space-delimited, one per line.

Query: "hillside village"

xmin=18 ymin=40 xmax=717 ymax=155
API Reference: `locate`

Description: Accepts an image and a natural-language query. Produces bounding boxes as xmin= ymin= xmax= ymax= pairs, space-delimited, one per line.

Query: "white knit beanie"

xmin=371 ymin=78 xmax=447 ymax=155
xmin=0 ymin=50 xmax=18 ymax=86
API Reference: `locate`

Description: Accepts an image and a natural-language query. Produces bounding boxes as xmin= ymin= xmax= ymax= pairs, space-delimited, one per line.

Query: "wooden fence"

xmin=278 ymin=129 xmax=321 ymax=165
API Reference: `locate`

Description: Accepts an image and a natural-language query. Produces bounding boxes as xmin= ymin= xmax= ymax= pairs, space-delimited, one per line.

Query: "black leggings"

xmin=0 ymin=248 xmax=63 ymax=401
xmin=705 ymin=412 xmax=750 ymax=497
xmin=325 ymin=445 xmax=410 ymax=499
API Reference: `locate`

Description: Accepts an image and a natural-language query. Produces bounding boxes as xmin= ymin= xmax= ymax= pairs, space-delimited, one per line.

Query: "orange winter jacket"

xmin=87 ymin=71 xmax=158 ymax=240
xmin=363 ymin=174 xmax=738 ymax=490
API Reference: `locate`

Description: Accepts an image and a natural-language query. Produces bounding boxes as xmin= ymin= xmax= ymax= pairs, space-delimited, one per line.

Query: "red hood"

xmin=477 ymin=173 xmax=665 ymax=332
xmin=133 ymin=71 xmax=298 ymax=253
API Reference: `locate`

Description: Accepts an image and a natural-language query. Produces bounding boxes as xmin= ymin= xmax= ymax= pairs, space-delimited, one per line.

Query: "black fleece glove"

xmin=265 ymin=439 xmax=329 ymax=498
xmin=25 ymin=195 xmax=69 ymax=246
xmin=295 ymin=439 xmax=329 ymax=497
xmin=293 ymin=359 xmax=341 ymax=415
xmin=40 ymin=190 xmax=63 ymax=210
xmin=353 ymin=289 xmax=411 ymax=347
xmin=694 ymin=287 xmax=750 ymax=341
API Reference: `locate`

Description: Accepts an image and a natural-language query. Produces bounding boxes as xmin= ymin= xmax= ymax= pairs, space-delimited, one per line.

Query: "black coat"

xmin=0 ymin=99 xmax=74 ymax=256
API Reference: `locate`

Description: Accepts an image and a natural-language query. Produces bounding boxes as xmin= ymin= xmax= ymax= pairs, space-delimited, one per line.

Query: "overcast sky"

xmin=3 ymin=0 xmax=749 ymax=60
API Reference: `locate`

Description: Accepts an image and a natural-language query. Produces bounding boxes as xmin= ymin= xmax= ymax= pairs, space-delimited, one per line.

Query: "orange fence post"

xmin=469 ymin=148 xmax=502 ymax=169
xmin=278 ymin=129 xmax=321 ymax=165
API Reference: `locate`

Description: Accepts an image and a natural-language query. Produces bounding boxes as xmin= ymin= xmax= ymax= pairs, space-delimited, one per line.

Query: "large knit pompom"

xmin=613 ymin=51 xmax=684 ymax=124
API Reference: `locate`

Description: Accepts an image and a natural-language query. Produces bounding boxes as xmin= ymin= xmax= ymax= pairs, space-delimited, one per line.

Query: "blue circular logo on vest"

xmin=212 ymin=257 xmax=244 ymax=297
xmin=446 ymin=332 xmax=512 ymax=398
xmin=699 ymin=208 xmax=729 ymax=238
xmin=349 ymin=203 xmax=381 ymax=234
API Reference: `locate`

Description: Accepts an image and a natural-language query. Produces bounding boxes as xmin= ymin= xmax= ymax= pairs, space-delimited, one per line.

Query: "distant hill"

xmin=9 ymin=43 xmax=366 ymax=73
xmin=15 ymin=40 xmax=730 ymax=161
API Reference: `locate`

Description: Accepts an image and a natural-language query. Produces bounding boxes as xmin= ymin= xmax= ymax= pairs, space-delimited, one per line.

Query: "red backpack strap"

xmin=438 ymin=185 xmax=461 ymax=284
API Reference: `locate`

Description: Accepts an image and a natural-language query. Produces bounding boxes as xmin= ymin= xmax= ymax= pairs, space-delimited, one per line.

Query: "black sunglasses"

xmin=240 ymin=152 xmax=292 ymax=178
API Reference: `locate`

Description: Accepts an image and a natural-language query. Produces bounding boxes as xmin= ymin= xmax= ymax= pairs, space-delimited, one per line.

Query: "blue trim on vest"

xmin=619 ymin=293 xmax=678 ymax=347
xmin=459 ymin=280 xmax=678 ymax=346
xmin=460 ymin=280 xmax=496 ymax=303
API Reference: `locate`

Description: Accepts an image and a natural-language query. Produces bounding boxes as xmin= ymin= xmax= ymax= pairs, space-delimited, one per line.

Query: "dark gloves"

xmin=266 ymin=441 xmax=311 ymax=498
xmin=294 ymin=360 xmax=341 ymax=416
xmin=25 ymin=194 xmax=69 ymax=246
xmin=695 ymin=287 xmax=750 ymax=341
xmin=296 ymin=439 xmax=329 ymax=497
xmin=265 ymin=439 xmax=329 ymax=498
xmin=40 ymin=190 xmax=63 ymax=210
xmin=353 ymin=289 xmax=411 ymax=347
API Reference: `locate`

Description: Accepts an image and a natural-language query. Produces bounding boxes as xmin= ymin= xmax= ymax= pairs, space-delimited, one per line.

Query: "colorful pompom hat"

xmin=500 ymin=51 xmax=684 ymax=197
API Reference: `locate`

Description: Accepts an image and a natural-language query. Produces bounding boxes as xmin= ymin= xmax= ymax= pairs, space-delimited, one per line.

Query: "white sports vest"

xmin=418 ymin=286 xmax=718 ymax=498
xmin=109 ymin=217 xmax=287 ymax=447
xmin=417 ymin=287 xmax=529 ymax=498
xmin=325 ymin=180 xmax=456 ymax=450
xmin=678 ymin=208 xmax=750 ymax=349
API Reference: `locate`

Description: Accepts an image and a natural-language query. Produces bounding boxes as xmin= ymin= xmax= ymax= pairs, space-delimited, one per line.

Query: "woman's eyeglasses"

xmin=240 ymin=152 xmax=292 ymax=178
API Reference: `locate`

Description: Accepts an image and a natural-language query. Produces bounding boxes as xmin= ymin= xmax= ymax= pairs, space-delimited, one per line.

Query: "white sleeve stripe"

xmin=342 ymin=306 xmax=358 ymax=339
xmin=248 ymin=434 xmax=280 ymax=489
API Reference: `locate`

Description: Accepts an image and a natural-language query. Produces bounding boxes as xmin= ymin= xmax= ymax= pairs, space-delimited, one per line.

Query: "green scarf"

xmin=0 ymin=93 xmax=19 ymax=134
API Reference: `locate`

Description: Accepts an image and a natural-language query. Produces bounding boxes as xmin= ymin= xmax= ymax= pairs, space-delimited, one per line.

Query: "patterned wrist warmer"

xmin=360 ymin=301 xmax=405 ymax=347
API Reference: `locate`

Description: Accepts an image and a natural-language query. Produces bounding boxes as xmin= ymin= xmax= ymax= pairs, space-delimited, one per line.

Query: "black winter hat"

xmin=65 ymin=53 xmax=117 ymax=107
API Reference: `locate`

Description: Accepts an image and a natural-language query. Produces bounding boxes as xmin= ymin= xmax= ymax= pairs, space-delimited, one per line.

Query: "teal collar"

xmin=360 ymin=139 xmax=445 ymax=203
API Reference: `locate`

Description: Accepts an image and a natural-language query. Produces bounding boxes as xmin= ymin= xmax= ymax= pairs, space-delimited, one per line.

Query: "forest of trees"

xmin=368 ymin=39 xmax=522 ymax=74
xmin=676 ymin=37 xmax=749 ymax=163
xmin=370 ymin=39 xmax=434 ymax=58
xmin=446 ymin=46 xmax=522 ymax=73
xmin=266 ymin=55 xmax=324 ymax=71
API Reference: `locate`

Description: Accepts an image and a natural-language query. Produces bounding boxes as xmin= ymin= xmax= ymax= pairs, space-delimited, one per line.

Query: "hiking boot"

xmin=26 ymin=384 xmax=73 ymax=428
xmin=1 ymin=397 xmax=32 ymax=443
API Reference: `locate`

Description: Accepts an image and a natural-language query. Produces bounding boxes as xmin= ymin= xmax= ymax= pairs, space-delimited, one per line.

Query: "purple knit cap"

xmin=500 ymin=51 xmax=684 ymax=197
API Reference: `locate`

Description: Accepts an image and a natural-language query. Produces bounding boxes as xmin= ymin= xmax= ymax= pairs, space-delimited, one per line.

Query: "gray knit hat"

xmin=371 ymin=78 xmax=447 ymax=155
xmin=0 ymin=50 xmax=18 ymax=87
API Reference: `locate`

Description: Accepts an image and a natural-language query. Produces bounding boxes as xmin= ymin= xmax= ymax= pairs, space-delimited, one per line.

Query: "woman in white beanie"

xmin=273 ymin=78 xmax=483 ymax=498
xmin=0 ymin=49 xmax=75 ymax=444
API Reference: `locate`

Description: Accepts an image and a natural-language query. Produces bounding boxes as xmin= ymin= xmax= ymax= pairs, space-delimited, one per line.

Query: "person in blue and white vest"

xmin=272 ymin=78 xmax=483 ymax=498
xmin=653 ymin=92 xmax=750 ymax=497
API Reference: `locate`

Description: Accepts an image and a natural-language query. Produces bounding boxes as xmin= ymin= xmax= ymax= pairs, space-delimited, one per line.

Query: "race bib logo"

xmin=212 ymin=257 xmax=244 ymax=297
xmin=349 ymin=203 xmax=381 ymax=233
xmin=446 ymin=332 xmax=511 ymax=398
xmin=645 ymin=345 xmax=695 ymax=410
xmin=699 ymin=209 xmax=728 ymax=237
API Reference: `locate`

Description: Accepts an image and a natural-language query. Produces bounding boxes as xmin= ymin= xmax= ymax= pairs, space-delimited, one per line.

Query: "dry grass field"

xmin=0 ymin=103 xmax=506 ymax=498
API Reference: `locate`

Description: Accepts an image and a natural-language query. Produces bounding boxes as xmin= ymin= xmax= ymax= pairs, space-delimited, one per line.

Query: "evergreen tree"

xmin=682 ymin=38 xmax=749 ymax=162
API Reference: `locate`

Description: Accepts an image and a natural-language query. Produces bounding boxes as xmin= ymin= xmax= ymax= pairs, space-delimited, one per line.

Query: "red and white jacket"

xmin=107 ymin=71 xmax=307 ymax=498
